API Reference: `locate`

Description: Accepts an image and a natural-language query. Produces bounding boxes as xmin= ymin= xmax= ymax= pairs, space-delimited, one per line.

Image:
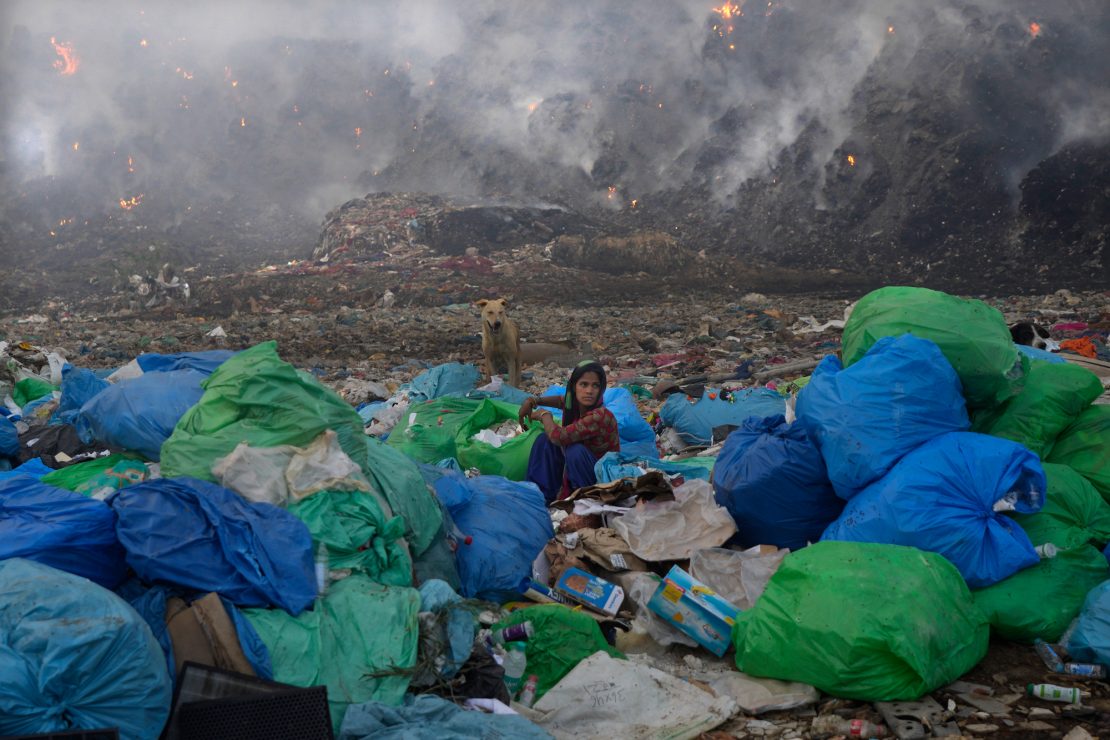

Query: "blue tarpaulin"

xmin=660 ymin=388 xmax=785 ymax=446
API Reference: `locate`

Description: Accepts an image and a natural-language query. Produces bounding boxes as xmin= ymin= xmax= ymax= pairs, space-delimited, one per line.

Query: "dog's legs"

xmin=509 ymin=357 xmax=522 ymax=389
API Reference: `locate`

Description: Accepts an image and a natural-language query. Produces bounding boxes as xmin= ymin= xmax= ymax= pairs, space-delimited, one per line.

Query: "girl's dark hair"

xmin=563 ymin=360 xmax=607 ymax=426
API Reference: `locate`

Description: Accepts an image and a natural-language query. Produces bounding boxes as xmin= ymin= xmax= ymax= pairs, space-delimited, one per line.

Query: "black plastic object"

xmin=161 ymin=663 xmax=332 ymax=740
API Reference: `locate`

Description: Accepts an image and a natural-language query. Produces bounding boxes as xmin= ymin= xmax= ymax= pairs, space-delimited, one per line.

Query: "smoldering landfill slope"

xmin=0 ymin=0 xmax=1106 ymax=308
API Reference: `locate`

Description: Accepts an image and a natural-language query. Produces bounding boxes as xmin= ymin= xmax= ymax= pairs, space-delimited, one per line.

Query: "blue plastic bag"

xmin=339 ymin=694 xmax=552 ymax=740
xmin=0 ymin=559 xmax=171 ymax=738
xmin=77 ymin=368 xmax=205 ymax=460
xmin=796 ymin=335 xmax=970 ymax=500
xmin=136 ymin=349 xmax=237 ymax=375
xmin=1015 ymin=344 xmax=1066 ymax=364
xmin=543 ymin=385 xmax=658 ymax=458
xmin=52 ymin=366 xmax=110 ymax=426
xmin=408 ymin=363 xmax=483 ymax=402
xmin=0 ymin=458 xmax=53 ymax=481
xmin=0 ymin=476 xmax=127 ymax=589
xmin=432 ymin=474 xmax=551 ymax=601
xmin=660 ymin=388 xmax=785 ymax=446
xmin=712 ymin=415 xmax=844 ymax=551
xmin=595 ymin=451 xmax=715 ymax=483
xmin=822 ymin=432 xmax=1044 ymax=588
xmin=1066 ymin=578 xmax=1110 ymax=668
xmin=0 ymin=415 xmax=17 ymax=459
xmin=111 ymin=477 xmax=317 ymax=614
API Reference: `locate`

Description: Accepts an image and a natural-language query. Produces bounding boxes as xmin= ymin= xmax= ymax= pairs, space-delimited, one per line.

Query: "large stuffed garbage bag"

xmin=136 ymin=349 xmax=236 ymax=375
xmin=52 ymin=366 xmax=109 ymax=426
xmin=972 ymin=360 xmax=1104 ymax=458
xmin=493 ymin=604 xmax=624 ymax=702
xmin=340 ymin=694 xmax=552 ymax=740
xmin=841 ymin=286 xmax=1025 ymax=409
xmin=244 ymin=574 xmax=420 ymax=730
xmin=1064 ymin=579 xmax=1110 ymax=669
xmin=0 ymin=476 xmax=127 ymax=589
xmin=111 ymin=477 xmax=317 ymax=614
xmin=77 ymin=368 xmax=206 ymax=461
xmin=289 ymin=489 xmax=413 ymax=587
xmin=731 ymin=541 xmax=989 ymax=700
xmin=796 ymin=335 xmax=970 ymax=500
xmin=712 ymin=414 xmax=844 ymax=551
xmin=432 ymin=474 xmax=551 ymax=601
xmin=160 ymin=341 xmax=441 ymax=556
xmin=973 ymin=544 xmax=1108 ymax=643
xmin=387 ymin=397 xmax=480 ymax=464
xmin=660 ymin=387 xmax=785 ymax=446
xmin=453 ymin=399 xmax=541 ymax=480
xmin=822 ymin=432 xmax=1045 ymax=588
xmin=1047 ymin=405 xmax=1110 ymax=503
xmin=0 ymin=558 xmax=171 ymax=738
xmin=543 ymin=385 xmax=657 ymax=459
xmin=1009 ymin=463 xmax=1110 ymax=551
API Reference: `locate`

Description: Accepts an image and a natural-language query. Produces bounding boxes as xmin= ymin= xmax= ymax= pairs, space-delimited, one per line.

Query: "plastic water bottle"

xmin=1063 ymin=663 xmax=1106 ymax=678
xmin=518 ymin=674 xmax=539 ymax=708
xmin=1027 ymin=683 xmax=1088 ymax=703
xmin=1033 ymin=639 xmax=1064 ymax=672
xmin=315 ymin=542 xmax=330 ymax=597
xmin=492 ymin=621 xmax=535 ymax=645
xmin=501 ymin=642 xmax=528 ymax=698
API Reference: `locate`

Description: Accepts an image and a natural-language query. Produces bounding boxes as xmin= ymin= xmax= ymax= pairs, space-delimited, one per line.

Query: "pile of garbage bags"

xmin=1 ymin=284 xmax=1108 ymax=739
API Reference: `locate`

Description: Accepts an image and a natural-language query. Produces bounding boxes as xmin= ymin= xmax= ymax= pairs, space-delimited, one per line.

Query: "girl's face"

xmin=574 ymin=371 xmax=602 ymax=408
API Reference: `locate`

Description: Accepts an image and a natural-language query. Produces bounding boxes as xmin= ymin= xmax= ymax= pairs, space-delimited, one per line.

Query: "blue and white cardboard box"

xmin=555 ymin=567 xmax=624 ymax=616
xmin=647 ymin=565 xmax=740 ymax=656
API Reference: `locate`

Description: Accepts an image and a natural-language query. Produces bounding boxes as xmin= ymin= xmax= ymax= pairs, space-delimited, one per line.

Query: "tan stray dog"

xmin=475 ymin=297 xmax=521 ymax=388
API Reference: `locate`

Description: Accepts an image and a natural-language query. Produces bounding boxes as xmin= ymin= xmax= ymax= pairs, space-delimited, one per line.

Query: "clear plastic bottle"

xmin=501 ymin=642 xmax=528 ymax=698
xmin=811 ymin=715 xmax=889 ymax=737
xmin=1063 ymin=663 xmax=1106 ymax=678
xmin=1034 ymin=543 xmax=1058 ymax=559
xmin=1033 ymin=638 xmax=1064 ymax=672
xmin=518 ymin=674 xmax=539 ymax=708
xmin=1027 ymin=683 xmax=1089 ymax=703
xmin=315 ymin=542 xmax=330 ymax=597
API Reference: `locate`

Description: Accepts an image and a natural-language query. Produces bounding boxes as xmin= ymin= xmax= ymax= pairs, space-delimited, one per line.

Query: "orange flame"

xmin=119 ymin=194 xmax=144 ymax=210
xmin=72 ymin=141 xmax=79 ymax=151
xmin=140 ymin=38 xmax=148 ymax=47
xmin=847 ymin=154 xmax=856 ymax=167
xmin=887 ymin=25 xmax=895 ymax=34
xmin=354 ymin=127 xmax=362 ymax=137
xmin=713 ymin=2 xmax=743 ymax=21
xmin=630 ymin=199 xmax=639 ymax=209
xmin=127 ymin=155 xmax=134 ymax=173
xmin=607 ymin=186 xmax=617 ymax=200
xmin=240 ymin=117 xmax=246 ymax=127
xmin=50 ymin=37 xmax=80 ymax=76
xmin=1029 ymin=22 xmax=1041 ymax=37
xmin=175 ymin=67 xmax=194 ymax=80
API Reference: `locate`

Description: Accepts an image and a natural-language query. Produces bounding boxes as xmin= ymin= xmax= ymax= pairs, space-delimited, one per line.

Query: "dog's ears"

xmin=496 ymin=297 xmax=510 ymax=308
xmin=474 ymin=299 xmax=489 ymax=308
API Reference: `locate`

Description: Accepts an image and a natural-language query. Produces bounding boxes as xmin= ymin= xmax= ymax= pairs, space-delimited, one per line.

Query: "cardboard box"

xmin=555 ymin=567 xmax=625 ymax=616
xmin=647 ymin=565 xmax=740 ymax=656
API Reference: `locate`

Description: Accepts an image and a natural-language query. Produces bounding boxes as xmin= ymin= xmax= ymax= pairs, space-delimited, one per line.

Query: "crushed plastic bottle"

xmin=1063 ymin=663 xmax=1106 ymax=678
xmin=1034 ymin=543 xmax=1058 ymax=559
xmin=501 ymin=642 xmax=528 ymax=698
xmin=315 ymin=542 xmax=330 ymax=597
xmin=811 ymin=715 xmax=889 ymax=737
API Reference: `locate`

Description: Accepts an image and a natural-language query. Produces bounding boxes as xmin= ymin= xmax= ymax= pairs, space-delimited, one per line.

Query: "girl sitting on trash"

xmin=519 ymin=360 xmax=620 ymax=503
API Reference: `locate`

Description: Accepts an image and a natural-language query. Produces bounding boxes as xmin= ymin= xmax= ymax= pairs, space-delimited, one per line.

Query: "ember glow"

xmin=50 ymin=36 xmax=80 ymax=76
xmin=72 ymin=141 xmax=79 ymax=151
xmin=127 ymin=155 xmax=135 ymax=173
xmin=713 ymin=2 xmax=743 ymax=21
xmin=1029 ymin=22 xmax=1042 ymax=37
xmin=139 ymin=38 xmax=148 ymax=47
xmin=175 ymin=67 xmax=194 ymax=80
xmin=240 ymin=117 xmax=246 ymax=127
xmin=607 ymin=185 xmax=617 ymax=200
xmin=847 ymin=154 xmax=856 ymax=167
xmin=119 ymin=194 xmax=144 ymax=210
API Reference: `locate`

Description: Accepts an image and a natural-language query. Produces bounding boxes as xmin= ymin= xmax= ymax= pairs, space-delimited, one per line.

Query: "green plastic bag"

xmin=244 ymin=574 xmax=420 ymax=730
xmin=387 ymin=398 xmax=481 ymax=464
xmin=1047 ymin=405 xmax=1110 ymax=504
xmin=493 ymin=605 xmax=624 ymax=701
xmin=732 ymin=541 xmax=989 ymax=701
xmin=289 ymin=490 xmax=412 ymax=587
xmin=161 ymin=342 xmax=441 ymax=556
xmin=972 ymin=544 xmax=1108 ymax=643
xmin=13 ymin=377 xmax=55 ymax=407
xmin=841 ymin=286 xmax=1024 ymax=409
xmin=1009 ymin=463 xmax=1110 ymax=550
xmin=40 ymin=453 xmax=148 ymax=497
xmin=454 ymin=399 xmax=541 ymax=481
xmin=972 ymin=361 xmax=1103 ymax=457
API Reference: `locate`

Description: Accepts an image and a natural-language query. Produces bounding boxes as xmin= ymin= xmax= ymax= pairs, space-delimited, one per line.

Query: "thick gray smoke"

xmin=1 ymin=0 xmax=1107 ymax=243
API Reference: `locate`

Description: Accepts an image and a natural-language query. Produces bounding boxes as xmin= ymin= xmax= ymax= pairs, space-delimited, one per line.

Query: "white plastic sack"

xmin=689 ymin=547 xmax=788 ymax=611
xmin=107 ymin=359 xmax=144 ymax=383
xmin=707 ymin=671 xmax=818 ymax=715
xmin=520 ymin=651 xmax=734 ymax=740
xmin=623 ymin=572 xmax=698 ymax=648
xmin=612 ymin=480 xmax=737 ymax=561
xmin=212 ymin=430 xmax=371 ymax=506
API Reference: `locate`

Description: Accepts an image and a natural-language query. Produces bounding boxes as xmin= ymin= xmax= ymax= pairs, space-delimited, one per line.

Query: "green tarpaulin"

xmin=40 ymin=453 xmax=148 ymax=497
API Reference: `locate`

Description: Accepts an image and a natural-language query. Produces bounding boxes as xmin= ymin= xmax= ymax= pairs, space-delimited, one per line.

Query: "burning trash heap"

xmin=1 ymin=285 xmax=1110 ymax=739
